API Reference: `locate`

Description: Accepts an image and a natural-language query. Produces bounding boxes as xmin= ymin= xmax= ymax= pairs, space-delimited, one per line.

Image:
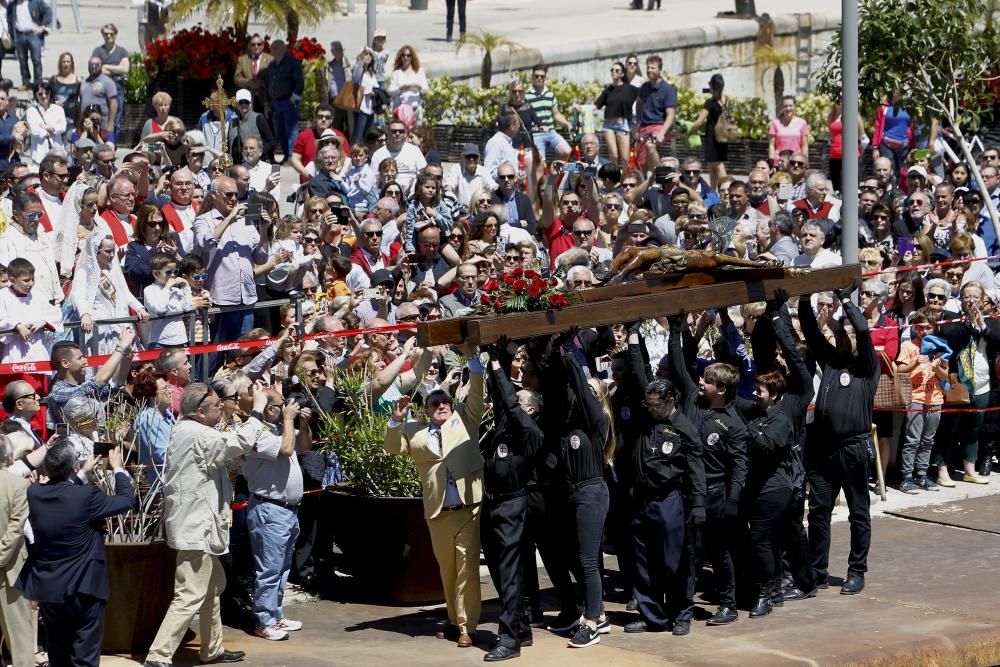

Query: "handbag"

xmin=333 ymin=80 xmax=362 ymax=112
xmin=943 ymin=372 xmax=971 ymax=405
xmin=714 ymin=100 xmax=741 ymax=144
xmin=874 ymin=351 xmax=906 ymax=410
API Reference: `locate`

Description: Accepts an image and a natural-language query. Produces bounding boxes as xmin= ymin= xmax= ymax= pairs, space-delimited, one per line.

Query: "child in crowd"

xmin=144 ymin=252 xmax=196 ymax=348
xmin=269 ymin=218 xmax=313 ymax=293
xmin=325 ymin=255 xmax=353 ymax=299
xmin=895 ymin=307 xmax=949 ymax=493
xmin=179 ymin=255 xmax=211 ymax=344
xmin=0 ymin=258 xmax=63 ymax=363
xmin=343 ymin=144 xmax=376 ymax=211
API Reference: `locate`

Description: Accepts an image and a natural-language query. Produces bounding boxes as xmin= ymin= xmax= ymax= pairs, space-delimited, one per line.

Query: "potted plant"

xmin=96 ymin=394 xmax=175 ymax=653
xmin=317 ymin=372 xmax=444 ymax=604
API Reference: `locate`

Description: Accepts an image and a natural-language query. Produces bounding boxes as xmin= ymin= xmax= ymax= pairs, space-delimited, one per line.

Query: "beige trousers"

xmin=0 ymin=577 xmax=33 ymax=666
xmin=145 ymin=550 xmax=227 ymax=664
xmin=426 ymin=504 xmax=481 ymax=634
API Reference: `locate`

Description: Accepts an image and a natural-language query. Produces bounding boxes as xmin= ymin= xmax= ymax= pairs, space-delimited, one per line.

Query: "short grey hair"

xmin=63 ymin=395 xmax=102 ymax=431
xmin=210 ymin=371 xmax=250 ymax=402
xmin=805 ymin=171 xmax=827 ymax=191
xmin=924 ymin=278 xmax=949 ymax=299
xmin=375 ymin=197 xmax=399 ymax=216
xmin=181 ymin=383 xmax=213 ymax=418
xmin=800 ymin=222 xmax=825 ymax=239
xmin=862 ymin=278 xmax=888 ymax=300
xmin=567 ymin=265 xmax=594 ymax=282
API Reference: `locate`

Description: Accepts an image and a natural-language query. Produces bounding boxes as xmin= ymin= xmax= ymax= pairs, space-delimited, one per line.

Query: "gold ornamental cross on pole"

xmin=202 ymin=76 xmax=237 ymax=169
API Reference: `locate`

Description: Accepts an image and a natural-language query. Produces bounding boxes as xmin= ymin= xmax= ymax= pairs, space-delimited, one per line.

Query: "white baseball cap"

xmin=235 ymin=89 xmax=253 ymax=104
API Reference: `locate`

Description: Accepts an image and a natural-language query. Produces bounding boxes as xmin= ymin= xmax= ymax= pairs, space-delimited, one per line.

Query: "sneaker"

xmin=277 ymin=618 xmax=302 ymax=631
xmin=547 ymin=613 xmax=582 ymax=633
xmin=255 ymin=624 xmax=289 ymax=641
xmin=567 ymin=624 xmax=600 ymax=648
xmin=596 ymin=616 xmax=611 ymax=635
xmin=899 ymin=478 xmax=920 ymax=494
xmin=916 ymin=477 xmax=939 ymax=491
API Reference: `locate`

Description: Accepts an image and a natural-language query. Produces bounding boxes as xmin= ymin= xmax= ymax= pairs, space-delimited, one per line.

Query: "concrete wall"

xmin=433 ymin=11 xmax=838 ymax=115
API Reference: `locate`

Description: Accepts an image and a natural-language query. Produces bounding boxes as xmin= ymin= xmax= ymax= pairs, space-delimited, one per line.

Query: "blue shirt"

xmin=0 ymin=111 xmax=20 ymax=172
xmin=882 ymin=105 xmax=911 ymax=143
xmin=267 ymin=54 xmax=305 ymax=101
xmin=638 ymin=79 xmax=677 ymax=126
xmin=135 ymin=407 xmax=174 ymax=474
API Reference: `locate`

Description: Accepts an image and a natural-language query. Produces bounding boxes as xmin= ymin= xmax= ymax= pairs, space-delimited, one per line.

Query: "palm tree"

xmin=168 ymin=0 xmax=337 ymax=42
xmin=454 ymin=30 xmax=522 ymax=89
xmin=755 ymin=44 xmax=796 ymax=115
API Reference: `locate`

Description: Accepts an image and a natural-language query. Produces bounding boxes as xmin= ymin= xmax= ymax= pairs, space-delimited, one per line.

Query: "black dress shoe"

xmin=749 ymin=596 xmax=772 ymax=618
xmin=625 ymin=596 xmax=638 ymax=611
xmin=840 ymin=573 xmax=865 ymax=595
xmin=484 ymin=645 xmax=520 ymax=662
xmin=770 ymin=589 xmax=785 ymax=606
xmin=705 ymin=606 xmax=738 ymax=626
xmin=201 ymin=650 xmax=246 ymax=664
xmin=672 ymin=619 xmax=691 ymax=636
xmin=624 ymin=620 xmax=659 ymax=633
xmin=517 ymin=634 xmax=533 ymax=647
xmin=978 ymin=460 xmax=992 ymax=477
xmin=782 ymin=587 xmax=817 ymax=601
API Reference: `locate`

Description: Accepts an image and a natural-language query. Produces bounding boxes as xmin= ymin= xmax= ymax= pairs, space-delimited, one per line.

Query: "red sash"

xmin=28 ymin=187 xmax=58 ymax=233
xmin=100 ymin=208 xmax=134 ymax=247
xmin=162 ymin=200 xmax=199 ymax=233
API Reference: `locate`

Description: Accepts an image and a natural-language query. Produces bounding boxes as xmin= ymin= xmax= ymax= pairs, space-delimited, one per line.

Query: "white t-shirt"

xmin=369 ymin=143 xmax=427 ymax=192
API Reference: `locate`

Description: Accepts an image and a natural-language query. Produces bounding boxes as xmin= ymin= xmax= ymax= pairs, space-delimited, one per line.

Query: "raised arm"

xmin=796 ymin=295 xmax=836 ymax=365
xmin=841 ymin=298 xmax=878 ymax=379
xmin=667 ymin=314 xmax=698 ymax=412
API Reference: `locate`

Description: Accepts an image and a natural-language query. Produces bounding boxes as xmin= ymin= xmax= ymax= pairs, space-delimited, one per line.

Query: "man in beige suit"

xmin=233 ymin=34 xmax=273 ymax=113
xmin=0 ymin=434 xmax=33 ymax=667
xmin=385 ymin=349 xmax=485 ymax=648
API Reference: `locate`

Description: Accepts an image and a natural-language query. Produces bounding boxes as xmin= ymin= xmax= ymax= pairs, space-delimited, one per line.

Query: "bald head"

xmin=212 ymin=176 xmax=238 ymax=215
xmin=2 ymin=380 xmax=38 ymax=418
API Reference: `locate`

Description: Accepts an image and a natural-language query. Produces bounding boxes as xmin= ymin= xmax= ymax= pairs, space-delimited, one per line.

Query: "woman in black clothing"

xmin=595 ymin=61 xmax=639 ymax=168
xmin=124 ymin=204 xmax=177 ymax=298
xmin=686 ymin=73 xmax=729 ymax=188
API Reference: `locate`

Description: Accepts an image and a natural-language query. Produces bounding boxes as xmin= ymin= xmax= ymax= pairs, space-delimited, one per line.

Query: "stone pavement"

xmin=101 ymin=478 xmax=1000 ymax=667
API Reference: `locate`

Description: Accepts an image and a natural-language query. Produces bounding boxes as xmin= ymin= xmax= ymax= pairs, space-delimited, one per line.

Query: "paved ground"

xmin=99 ymin=476 xmax=1000 ymax=667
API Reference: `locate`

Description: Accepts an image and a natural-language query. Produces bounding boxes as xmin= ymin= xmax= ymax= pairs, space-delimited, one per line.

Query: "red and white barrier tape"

xmin=861 ymin=253 xmax=1000 ymax=278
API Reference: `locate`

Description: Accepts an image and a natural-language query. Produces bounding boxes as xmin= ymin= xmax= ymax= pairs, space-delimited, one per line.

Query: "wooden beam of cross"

xmin=202 ymin=76 xmax=237 ymax=169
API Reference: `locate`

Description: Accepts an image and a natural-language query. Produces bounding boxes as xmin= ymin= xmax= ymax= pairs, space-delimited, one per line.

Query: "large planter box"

xmin=118 ymin=103 xmax=147 ymax=148
xmin=103 ymin=541 xmax=176 ymax=653
xmin=325 ymin=487 xmax=444 ymax=604
xmin=147 ymin=74 xmax=217 ymax=130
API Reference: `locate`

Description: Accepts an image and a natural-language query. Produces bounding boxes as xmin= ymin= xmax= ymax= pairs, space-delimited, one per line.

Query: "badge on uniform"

xmin=840 ymin=372 xmax=851 ymax=387
xmin=621 ymin=406 xmax=631 ymax=421
xmin=450 ymin=416 xmax=460 ymax=427
xmin=497 ymin=443 xmax=509 ymax=459
xmin=707 ymin=432 xmax=720 ymax=446
xmin=661 ymin=441 xmax=673 ymax=455
xmin=570 ymin=435 xmax=581 ymax=450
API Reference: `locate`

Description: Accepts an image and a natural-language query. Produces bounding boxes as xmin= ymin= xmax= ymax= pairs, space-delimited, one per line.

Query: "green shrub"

xmin=797 ymin=93 xmax=834 ymax=139
xmin=728 ymin=97 xmax=770 ymax=140
xmin=125 ymin=60 xmax=148 ymax=105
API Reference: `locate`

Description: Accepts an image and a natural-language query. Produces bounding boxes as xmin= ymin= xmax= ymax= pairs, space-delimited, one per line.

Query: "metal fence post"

xmin=201 ymin=309 xmax=211 ymax=380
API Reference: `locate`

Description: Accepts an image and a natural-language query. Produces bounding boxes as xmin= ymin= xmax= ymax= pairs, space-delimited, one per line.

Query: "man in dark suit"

xmin=16 ymin=439 xmax=135 ymax=667
xmin=491 ymin=163 xmax=537 ymax=235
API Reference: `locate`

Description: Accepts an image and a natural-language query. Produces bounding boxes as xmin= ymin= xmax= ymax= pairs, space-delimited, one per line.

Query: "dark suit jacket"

xmin=490 ymin=190 xmax=537 ymax=236
xmin=17 ymin=472 xmax=134 ymax=604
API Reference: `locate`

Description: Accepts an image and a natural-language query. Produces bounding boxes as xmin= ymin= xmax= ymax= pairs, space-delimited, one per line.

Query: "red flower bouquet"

xmin=478 ymin=268 xmax=573 ymax=315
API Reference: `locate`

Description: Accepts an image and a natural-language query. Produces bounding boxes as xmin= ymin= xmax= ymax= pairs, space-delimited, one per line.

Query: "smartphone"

xmin=897 ymin=237 xmax=915 ymax=255
xmin=778 ymin=182 xmax=793 ymax=200
xmin=362 ymin=287 xmax=380 ymax=300
xmin=143 ymin=143 xmax=158 ymax=153
xmin=270 ymin=162 xmax=282 ymax=175
xmin=55 ymin=423 xmax=69 ymax=437
xmin=93 ymin=442 xmax=114 ymax=457
xmin=245 ymin=203 xmax=262 ymax=226
xmin=337 ymin=206 xmax=350 ymax=224
xmin=563 ymin=162 xmax=580 ymax=175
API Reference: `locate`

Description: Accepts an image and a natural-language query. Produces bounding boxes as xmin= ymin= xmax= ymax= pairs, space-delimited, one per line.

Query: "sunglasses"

xmin=561 ymin=200 xmax=581 ymax=207
xmin=191 ymin=272 xmax=208 ymax=280
xmin=24 ymin=211 xmax=44 ymax=221
xmin=389 ymin=128 xmax=406 ymax=135
xmin=789 ymin=160 xmax=807 ymax=167
xmin=364 ymin=230 xmax=383 ymax=237
xmin=683 ymin=169 xmax=701 ymax=175
xmin=927 ymin=293 xmax=947 ymax=301
xmin=304 ymin=236 xmax=319 ymax=243
xmin=621 ymin=182 xmax=638 ymax=188
xmin=572 ymin=229 xmax=595 ymax=237
xmin=158 ymin=269 xmax=179 ymax=276
xmin=316 ymin=114 xmax=333 ymax=120
xmin=498 ymin=174 xmax=516 ymax=181
xmin=604 ymin=203 xmax=622 ymax=210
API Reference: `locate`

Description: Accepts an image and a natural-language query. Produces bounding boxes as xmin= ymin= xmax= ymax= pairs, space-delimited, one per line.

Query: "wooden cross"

xmin=202 ymin=76 xmax=237 ymax=169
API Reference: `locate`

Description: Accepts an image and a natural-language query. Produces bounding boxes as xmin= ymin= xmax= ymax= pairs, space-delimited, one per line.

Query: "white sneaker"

xmin=255 ymin=624 xmax=289 ymax=641
xmin=277 ymin=618 xmax=303 ymax=632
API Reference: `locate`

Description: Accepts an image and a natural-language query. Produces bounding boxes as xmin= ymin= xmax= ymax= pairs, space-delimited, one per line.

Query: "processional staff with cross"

xmin=203 ymin=76 xmax=237 ymax=170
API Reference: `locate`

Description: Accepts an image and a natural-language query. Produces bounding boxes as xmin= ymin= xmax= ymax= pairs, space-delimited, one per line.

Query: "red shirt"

xmin=543 ymin=217 xmax=578 ymax=270
xmin=292 ymin=127 xmax=351 ymax=183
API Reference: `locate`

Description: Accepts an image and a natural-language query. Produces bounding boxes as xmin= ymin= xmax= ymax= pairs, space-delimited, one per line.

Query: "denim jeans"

xmin=13 ymin=31 xmax=42 ymax=87
xmin=209 ymin=307 xmax=254 ymax=373
xmin=531 ymin=129 xmax=569 ymax=160
xmin=900 ymin=403 xmax=941 ymax=479
xmin=272 ymin=97 xmax=300 ymax=160
xmin=113 ymin=86 xmax=125 ymax=138
xmin=248 ymin=499 xmax=300 ymax=627
xmin=569 ymin=480 xmax=609 ymax=621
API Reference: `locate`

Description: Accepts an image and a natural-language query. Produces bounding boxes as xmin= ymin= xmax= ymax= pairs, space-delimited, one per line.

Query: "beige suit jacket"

xmin=234 ymin=53 xmax=273 ymax=93
xmin=385 ymin=371 xmax=486 ymax=520
xmin=0 ymin=471 xmax=28 ymax=586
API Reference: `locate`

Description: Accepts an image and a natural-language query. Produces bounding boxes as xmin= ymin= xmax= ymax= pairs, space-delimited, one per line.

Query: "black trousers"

xmin=445 ymin=0 xmax=467 ymax=35
xmin=521 ymin=484 xmax=578 ymax=620
xmin=631 ymin=490 xmax=695 ymax=628
xmin=40 ymin=593 xmax=105 ymax=667
xmin=605 ymin=472 xmax=638 ymax=597
xmin=483 ymin=492 xmax=529 ymax=648
xmin=806 ymin=436 xmax=872 ymax=581
xmin=696 ymin=483 xmax=736 ymax=607
xmin=292 ymin=474 xmax=325 ymax=583
xmin=568 ymin=481 xmax=609 ymax=621
xmin=748 ymin=485 xmax=793 ymax=596
xmin=778 ymin=491 xmax=815 ymax=591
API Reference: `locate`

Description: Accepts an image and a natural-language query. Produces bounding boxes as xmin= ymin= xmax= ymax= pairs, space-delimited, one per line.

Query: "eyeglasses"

xmin=561 ymin=200 xmax=581 ymax=207
xmin=217 ymin=190 xmax=238 ymax=200
xmin=504 ymin=254 xmax=520 ymax=263
xmin=315 ymin=113 xmax=333 ymax=120
xmin=191 ymin=272 xmax=208 ymax=281
xmin=572 ymin=229 xmax=595 ymax=237
xmin=604 ymin=203 xmax=622 ymax=210
xmin=308 ymin=208 xmax=328 ymax=215
xmin=860 ymin=290 xmax=879 ymax=298
xmin=364 ymin=230 xmax=383 ymax=237
xmin=111 ymin=191 xmax=135 ymax=201
xmin=13 ymin=392 xmax=37 ymax=401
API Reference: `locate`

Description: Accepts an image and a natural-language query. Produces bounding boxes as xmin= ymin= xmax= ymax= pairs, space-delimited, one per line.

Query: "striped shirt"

xmin=525 ymin=86 xmax=557 ymax=128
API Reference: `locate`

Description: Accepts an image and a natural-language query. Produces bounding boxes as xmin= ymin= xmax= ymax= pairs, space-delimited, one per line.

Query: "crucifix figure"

xmin=202 ymin=76 xmax=237 ymax=170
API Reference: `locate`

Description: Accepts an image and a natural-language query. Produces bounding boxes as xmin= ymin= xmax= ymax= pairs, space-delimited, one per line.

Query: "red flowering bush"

xmin=145 ymin=25 xmax=244 ymax=81
xmin=478 ymin=268 xmax=573 ymax=316
xmin=285 ymin=37 xmax=326 ymax=61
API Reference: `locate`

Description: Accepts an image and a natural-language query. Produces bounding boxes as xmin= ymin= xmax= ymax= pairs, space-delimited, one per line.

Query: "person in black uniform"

xmin=731 ymin=293 xmax=814 ymax=616
xmin=798 ymin=279 xmax=877 ymax=595
xmin=620 ymin=365 xmax=707 ymax=636
xmin=746 ymin=292 xmax=817 ymax=603
xmin=535 ymin=333 xmax=612 ymax=649
xmin=481 ymin=340 xmax=545 ymax=662
xmin=668 ymin=314 xmax=748 ymax=627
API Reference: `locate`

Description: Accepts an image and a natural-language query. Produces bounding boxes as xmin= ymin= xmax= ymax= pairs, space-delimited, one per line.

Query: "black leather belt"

xmin=252 ymin=494 xmax=299 ymax=511
xmin=441 ymin=504 xmax=467 ymax=512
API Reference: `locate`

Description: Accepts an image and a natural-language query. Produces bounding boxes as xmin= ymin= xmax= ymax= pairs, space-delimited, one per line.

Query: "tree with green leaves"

xmin=454 ymin=30 xmax=521 ymax=89
xmin=168 ymin=0 xmax=337 ymax=42
xmin=817 ymin=0 xmax=1000 ymax=238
